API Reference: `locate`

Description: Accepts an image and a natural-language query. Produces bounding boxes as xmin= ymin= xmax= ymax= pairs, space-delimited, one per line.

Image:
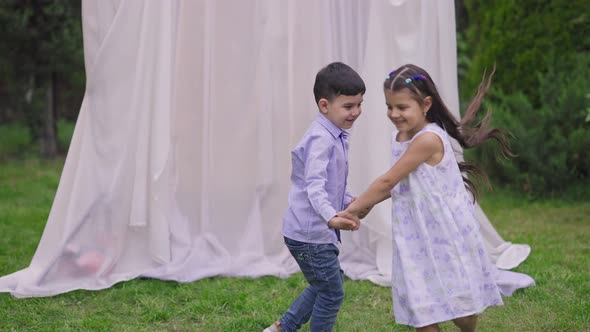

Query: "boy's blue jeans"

xmin=279 ymin=237 xmax=344 ymax=332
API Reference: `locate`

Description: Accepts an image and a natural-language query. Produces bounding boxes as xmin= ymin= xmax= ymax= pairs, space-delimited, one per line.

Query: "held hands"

xmin=328 ymin=215 xmax=360 ymax=231
xmin=333 ymin=200 xmax=375 ymax=232
xmin=346 ymin=197 xmax=373 ymax=219
xmin=327 ymin=197 xmax=374 ymax=232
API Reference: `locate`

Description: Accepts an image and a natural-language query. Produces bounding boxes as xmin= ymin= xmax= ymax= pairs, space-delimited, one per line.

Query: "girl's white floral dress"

xmin=389 ymin=123 xmax=503 ymax=327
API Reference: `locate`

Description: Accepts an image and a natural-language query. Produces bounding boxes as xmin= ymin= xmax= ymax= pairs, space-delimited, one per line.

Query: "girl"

xmin=341 ymin=64 xmax=512 ymax=332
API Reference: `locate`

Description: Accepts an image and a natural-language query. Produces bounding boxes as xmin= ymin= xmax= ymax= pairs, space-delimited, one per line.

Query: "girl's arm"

xmin=345 ymin=132 xmax=443 ymax=216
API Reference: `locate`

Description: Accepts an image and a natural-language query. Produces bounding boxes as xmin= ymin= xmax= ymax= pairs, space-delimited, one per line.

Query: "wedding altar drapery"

xmin=0 ymin=0 xmax=532 ymax=298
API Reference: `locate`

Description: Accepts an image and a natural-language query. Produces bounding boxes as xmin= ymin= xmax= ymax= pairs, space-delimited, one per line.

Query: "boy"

xmin=265 ymin=62 xmax=365 ymax=332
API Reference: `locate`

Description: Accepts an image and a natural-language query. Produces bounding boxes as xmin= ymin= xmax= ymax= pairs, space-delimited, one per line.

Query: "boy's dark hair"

xmin=313 ymin=62 xmax=366 ymax=104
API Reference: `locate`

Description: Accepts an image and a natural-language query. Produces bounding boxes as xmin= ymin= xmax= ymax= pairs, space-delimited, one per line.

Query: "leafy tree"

xmin=0 ymin=0 xmax=83 ymax=158
xmin=457 ymin=0 xmax=590 ymax=196
xmin=458 ymin=0 xmax=589 ymax=106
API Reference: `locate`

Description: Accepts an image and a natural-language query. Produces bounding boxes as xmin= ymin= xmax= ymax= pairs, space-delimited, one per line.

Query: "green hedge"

xmin=459 ymin=0 xmax=590 ymax=196
xmin=469 ymin=54 xmax=590 ymax=195
xmin=460 ymin=0 xmax=589 ymax=105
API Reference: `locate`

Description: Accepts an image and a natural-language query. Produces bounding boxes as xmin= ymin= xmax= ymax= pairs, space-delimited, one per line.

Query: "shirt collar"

xmin=315 ymin=113 xmax=349 ymax=139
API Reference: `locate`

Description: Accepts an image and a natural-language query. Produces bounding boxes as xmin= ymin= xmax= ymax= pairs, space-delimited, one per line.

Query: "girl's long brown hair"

xmin=384 ymin=64 xmax=514 ymax=200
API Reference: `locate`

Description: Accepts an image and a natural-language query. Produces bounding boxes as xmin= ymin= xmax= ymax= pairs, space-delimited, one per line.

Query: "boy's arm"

xmin=344 ymin=191 xmax=355 ymax=207
xmin=304 ymin=135 xmax=358 ymax=229
xmin=304 ymin=135 xmax=338 ymax=223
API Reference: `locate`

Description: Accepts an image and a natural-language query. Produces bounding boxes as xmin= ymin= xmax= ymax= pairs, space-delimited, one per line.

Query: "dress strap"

xmin=411 ymin=123 xmax=449 ymax=154
xmin=411 ymin=123 xmax=445 ymax=140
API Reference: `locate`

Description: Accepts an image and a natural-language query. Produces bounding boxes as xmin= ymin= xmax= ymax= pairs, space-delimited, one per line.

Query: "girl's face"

xmin=385 ymin=88 xmax=431 ymax=139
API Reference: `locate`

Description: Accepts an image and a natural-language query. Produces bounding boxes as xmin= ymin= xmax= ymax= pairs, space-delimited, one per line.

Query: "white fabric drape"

xmin=0 ymin=0 xmax=532 ymax=298
xmin=340 ymin=0 xmax=531 ymax=285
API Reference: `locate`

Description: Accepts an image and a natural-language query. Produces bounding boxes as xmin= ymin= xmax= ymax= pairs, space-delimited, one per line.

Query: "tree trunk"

xmin=39 ymin=72 xmax=58 ymax=158
xmin=23 ymin=76 xmax=41 ymax=142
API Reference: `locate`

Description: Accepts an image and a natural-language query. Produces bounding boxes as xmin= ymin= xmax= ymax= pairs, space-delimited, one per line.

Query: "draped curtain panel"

xmin=0 ymin=0 xmax=531 ymax=298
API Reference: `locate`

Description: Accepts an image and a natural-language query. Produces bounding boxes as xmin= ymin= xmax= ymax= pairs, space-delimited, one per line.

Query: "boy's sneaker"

xmin=263 ymin=321 xmax=282 ymax=332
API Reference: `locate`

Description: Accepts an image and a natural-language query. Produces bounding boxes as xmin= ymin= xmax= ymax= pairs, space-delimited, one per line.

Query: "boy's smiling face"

xmin=318 ymin=93 xmax=363 ymax=129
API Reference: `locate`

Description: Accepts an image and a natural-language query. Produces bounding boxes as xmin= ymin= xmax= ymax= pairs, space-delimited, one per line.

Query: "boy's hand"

xmin=328 ymin=215 xmax=359 ymax=231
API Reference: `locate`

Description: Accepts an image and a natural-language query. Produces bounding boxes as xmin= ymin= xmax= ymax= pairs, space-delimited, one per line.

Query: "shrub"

xmin=471 ymin=54 xmax=590 ymax=195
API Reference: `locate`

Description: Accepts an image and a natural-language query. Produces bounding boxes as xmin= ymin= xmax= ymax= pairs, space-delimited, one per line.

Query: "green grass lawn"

xmin=0 ymin=154 xmax=589 ymax=330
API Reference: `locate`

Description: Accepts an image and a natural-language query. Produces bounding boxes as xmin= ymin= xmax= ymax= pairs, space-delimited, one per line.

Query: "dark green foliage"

xmin=458 ymin=0 xmax=590 ymax=196
xmin=0 ymin=1 xmax=84 ymax=156
xmin=471 ymin=54 xmax=590 ymax=195
xmin=460 ymin=0 xmax=589 ymax=105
